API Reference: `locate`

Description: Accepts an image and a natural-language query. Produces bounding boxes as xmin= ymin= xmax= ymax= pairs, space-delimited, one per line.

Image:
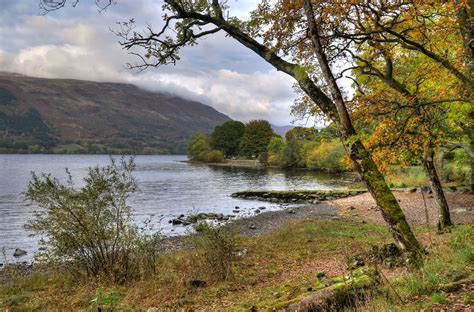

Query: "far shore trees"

xmin=239 ymin=120 xmax=275 ymax=158
xmin=210 ymin=120 xmax=245 ymax=158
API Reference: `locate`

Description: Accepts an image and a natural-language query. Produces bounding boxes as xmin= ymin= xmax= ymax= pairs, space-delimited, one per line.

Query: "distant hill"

xmin=271 ymin=124 xmax=295 ymax=137
xmin=0 ymin=72 xmax=231 ymax=154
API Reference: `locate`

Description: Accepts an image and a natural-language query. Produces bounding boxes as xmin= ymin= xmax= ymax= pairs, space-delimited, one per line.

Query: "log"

xmin=257 ymin=266 xmax=379 ymax=311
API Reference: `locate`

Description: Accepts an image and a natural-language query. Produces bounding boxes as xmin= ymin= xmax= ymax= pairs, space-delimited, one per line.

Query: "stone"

xmin=313 ymin=200 xmax=320 ymax=204
xmin=189 ymin=279 xmax=207 ymax=288
xmin=288 ymin=209 xmax=296 ymax=214
xmin=249 ymin=222 xmax=256 ymax=230
xmin=259 ymin=206 xmax=266 ymax=210
xmin=348 ymin=206 xmax=356 ymax=210
xmin=316 ymin=272 xmax=327 ymax=280
xmin=171 ymin=219 xmax=183 ymax=225
xmin=235 ymin=206 xmax=240 ymax=209
xmin=13 ymin=248 xmax=27 ymax=257
xmin=409 ymin=188 xmax=417 ymax=193
xmin=254 ymin=209 xmax=261 ymax=214
xmin=232 ymin=210 xmax=240 ymax=213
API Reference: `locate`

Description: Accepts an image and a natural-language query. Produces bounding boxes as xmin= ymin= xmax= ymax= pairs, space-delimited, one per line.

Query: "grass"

xmin=0 ymin=220 xmax=390 ymax=311
xmin=1 ymin=222 xmax=472 ymax=311
xmin=386 ymin=166 xmax=428 ymax=188
xmin=348 ymin=224 xmax=474 ymax=311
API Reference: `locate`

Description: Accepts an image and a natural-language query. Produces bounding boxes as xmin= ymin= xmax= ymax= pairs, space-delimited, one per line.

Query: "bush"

xmin=205 ymin=149 xmax=225 ymax=163
xmin=189 ymin=223 xmax=239 ymax=281
xmin=305 ymin=140 xmax=346 ymax=171
xmin=25 ymin=157 xmax=143 ymax=284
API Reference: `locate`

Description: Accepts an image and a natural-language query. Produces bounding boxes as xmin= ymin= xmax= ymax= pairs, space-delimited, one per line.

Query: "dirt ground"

xmin=329 ymin=190 xmax=474 ymax=227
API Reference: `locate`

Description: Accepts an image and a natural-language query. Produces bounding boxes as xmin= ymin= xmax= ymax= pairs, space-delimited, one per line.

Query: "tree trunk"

xmin=302 ymin=0 xmax=422 ymax=253
xmin=456 ymin=0 xmax=474 ymax=190
xmin=348 ymin=139 xmax=422 ymax=252
xmin=422 ymin=146 xmax=453 ymax=232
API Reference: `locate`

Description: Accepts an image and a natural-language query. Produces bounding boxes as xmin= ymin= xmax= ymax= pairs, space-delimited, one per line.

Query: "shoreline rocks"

xmin=231 ymin=189 xmax=367 ymax=204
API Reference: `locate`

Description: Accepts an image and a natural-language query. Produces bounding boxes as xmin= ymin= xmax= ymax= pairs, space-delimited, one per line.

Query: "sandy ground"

xmin=329 ymin=190 xmax=474 ymax=227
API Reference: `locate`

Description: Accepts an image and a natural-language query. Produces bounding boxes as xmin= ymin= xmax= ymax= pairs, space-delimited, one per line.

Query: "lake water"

xmin=0 ymin=154 xmax=356 ymax=262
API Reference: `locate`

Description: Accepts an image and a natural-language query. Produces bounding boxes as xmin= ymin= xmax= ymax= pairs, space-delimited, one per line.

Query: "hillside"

xmin=0 ymin=72 xmax=231 ymax=154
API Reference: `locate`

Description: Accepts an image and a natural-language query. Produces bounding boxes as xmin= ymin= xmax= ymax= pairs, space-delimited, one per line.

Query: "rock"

xmin=13 ymin=248 xmax=27 ymax=257
xmin=313 ymin=200 xmax=320 ymax=204
xmin=348 ymin=206 xmax=356 ymax=211
xmin=331 ymin=216 xmax=340 ymax=220
xmin=38 ymin=247 xmax=47 ymax=251
xmin=288 ymin=209 xmax=296 ymax=214
xmin=291 ymin=198 xmax=298 ymax=202
xmin=259 ymin=206 xmax=266 ymax=210
xmin=409 ymin=188 xmax=417 ymax=193
xmin=271 ymin=198 xmax=279 ymax=203
xmin=254 ymin=209 xmax=261 ymax=214
xmin=171 ymin=218 xmax=183 ymax=225
xmin=249 ymin=222 xmax=257 ymax=230
xmin=232 ymin=210 xmax=240 ymax=213
xmin=316 ymin=272 xmax=327 ymax=280
xmin=235 ymin=206 xmax=240 ymax=209
xmin=189 ymin=279 xmax=207 ymax=288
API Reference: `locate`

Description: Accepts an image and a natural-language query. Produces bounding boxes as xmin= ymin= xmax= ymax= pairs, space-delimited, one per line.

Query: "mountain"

xmin=271 ymin=124 xmax=295 ymax=137
xmin=0 ymin=72 xmax=231 ymax=154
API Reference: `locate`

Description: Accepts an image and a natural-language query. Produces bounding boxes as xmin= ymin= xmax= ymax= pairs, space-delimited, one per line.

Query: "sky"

xmin=0 ymin=0 xmax=304 ymax=126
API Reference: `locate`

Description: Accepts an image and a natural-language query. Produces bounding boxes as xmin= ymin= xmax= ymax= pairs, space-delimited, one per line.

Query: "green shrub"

xmin=25 ymin=157 xmax=143 ymax=284
xmin=205 ymin=149 xmax=225 ymax=163
xmin=189 ymin=223 xmax=239 ymax=281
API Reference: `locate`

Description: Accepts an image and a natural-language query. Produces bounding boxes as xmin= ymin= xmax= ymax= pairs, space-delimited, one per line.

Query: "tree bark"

xmin=422 ymin=146 xmax=453 ymax=232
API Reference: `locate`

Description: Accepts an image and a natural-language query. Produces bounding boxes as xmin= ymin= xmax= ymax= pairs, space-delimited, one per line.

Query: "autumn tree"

xmin=340 ymin=8 xmax=465 ymax=231
xmin=343 ymin=1 xmax=473 ymax=190
xmin=42 ymin=0 xmax=423 ymax=253
xmin=239 ymin=120 xmax=274 ymax=158
xmin=210 ymin=120 xmax=245 ymax=158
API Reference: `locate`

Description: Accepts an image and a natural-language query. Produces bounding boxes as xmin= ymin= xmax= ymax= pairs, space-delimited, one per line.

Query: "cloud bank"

xmin=0 ymin=0 xmax=301 ymax=125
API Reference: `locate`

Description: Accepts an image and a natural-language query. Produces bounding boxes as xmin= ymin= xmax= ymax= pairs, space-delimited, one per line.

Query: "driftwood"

xmin=257 ymin=266 xmax=379 ymax=311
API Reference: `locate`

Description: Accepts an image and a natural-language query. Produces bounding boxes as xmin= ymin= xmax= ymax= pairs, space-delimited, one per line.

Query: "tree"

xmin=210 ymin=120 xmax=245 ymax=158
xmin=188 ymin=133 xmax=211 ymax=161
xmin=239 ymin=120 xmax=275 ymax=158
xmin=43 ymin=0 xmax=423 ymax=253
xmin=343 ymin=1 xmax=473 ymax=190
xmin=344 ymin=22 xmax=458 ymax=231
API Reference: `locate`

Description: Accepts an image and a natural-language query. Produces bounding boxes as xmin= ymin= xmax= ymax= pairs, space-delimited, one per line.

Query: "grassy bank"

xmin=1 ymin=220 xmax=472 ymax=311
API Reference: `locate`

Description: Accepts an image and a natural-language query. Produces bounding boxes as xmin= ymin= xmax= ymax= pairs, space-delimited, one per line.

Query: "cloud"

xmin=0 ymin=0 xmax=299 ymax=125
